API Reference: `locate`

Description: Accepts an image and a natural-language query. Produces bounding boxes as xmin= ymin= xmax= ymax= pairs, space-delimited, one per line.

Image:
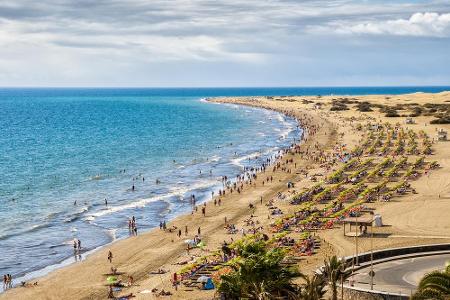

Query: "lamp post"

xmin=370 ymin=212 xmax=374 ymax=290
xmin=355 ymin=214 xmax=359 ymax=266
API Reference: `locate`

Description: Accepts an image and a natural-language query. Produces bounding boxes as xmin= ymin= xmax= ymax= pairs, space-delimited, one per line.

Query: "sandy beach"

xmin=2 ymin=91 xmax=450 ymax=300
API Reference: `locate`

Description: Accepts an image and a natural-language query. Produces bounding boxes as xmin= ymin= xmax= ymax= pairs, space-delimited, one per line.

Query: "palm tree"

xmin=411 ymin=264 xmax=450 ymax=300
xmin=321 ymin=256 xmax=350 ymax=300
xmin=218 ymin=240 xmax=300 ymax=299
xmin=298 ymin=273 xmax=326 ymax=300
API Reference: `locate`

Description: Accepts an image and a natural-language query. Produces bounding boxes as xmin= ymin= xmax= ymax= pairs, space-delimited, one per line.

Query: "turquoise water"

xmin=0 ymin=87 xmax=448 ymax=281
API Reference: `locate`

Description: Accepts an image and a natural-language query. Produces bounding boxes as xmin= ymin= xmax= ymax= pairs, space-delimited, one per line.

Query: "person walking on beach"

xmin=108 ymin=286 xmax=114 ymax=298
xmin=77 ymin=239 xmax=81 ymax=251
xmin=185 ymin=225 xmax=188 ymax=236
xmin=108 ymin=251 xmax=113 ymax=263
xmin=201 ymin=206 xmax=206 ymax=216
xmin=197 ymin=227 xmax=201 ymax=235
xmin=3 ymin=274 xmax=7 ymax=290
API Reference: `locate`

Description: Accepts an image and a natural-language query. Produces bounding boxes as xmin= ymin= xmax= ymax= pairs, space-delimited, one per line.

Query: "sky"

xmin=0 ymin=0 xmax=449 ymax=87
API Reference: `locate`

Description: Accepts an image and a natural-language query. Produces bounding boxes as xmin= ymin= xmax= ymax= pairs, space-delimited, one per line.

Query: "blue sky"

xmin=0 ymin=0 xmax=449 ymax=87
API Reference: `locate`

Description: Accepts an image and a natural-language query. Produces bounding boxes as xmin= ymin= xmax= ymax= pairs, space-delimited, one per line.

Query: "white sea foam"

xmin=231 ymin=151 xmax=261 ymax=168
xmin=87 ymin=179 xmax=219 ymax=220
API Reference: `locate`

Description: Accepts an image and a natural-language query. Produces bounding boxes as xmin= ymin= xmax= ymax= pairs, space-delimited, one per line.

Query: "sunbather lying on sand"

xmin=149 ymin=268 xmax=168 ymax=274
xmin=151 ymin=288 xmax=172 ymax=296
xmin=20 ymin=281 xmax=38 ymax=287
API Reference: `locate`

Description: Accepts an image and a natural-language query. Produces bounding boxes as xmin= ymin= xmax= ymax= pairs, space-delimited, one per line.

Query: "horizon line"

xmin=1 ymin=85 xmax=450 ymax=89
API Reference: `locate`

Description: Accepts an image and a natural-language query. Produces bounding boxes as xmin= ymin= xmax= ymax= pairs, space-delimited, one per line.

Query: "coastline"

xmin=2 ymin=91 xmax=450 ymax=300
xmin=1 ymin=100 xmax=308 ymax=298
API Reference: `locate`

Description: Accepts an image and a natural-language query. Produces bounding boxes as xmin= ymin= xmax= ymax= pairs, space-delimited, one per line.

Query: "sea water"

xmin=0 ymin=86 xmax=448 ymax=282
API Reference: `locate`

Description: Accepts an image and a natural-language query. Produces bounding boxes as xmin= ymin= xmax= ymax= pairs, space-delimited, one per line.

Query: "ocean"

xmin=0 ymin=86 xmax=449 ymax=283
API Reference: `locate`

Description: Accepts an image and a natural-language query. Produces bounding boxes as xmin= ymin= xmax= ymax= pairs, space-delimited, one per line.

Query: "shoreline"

xmin=2 ymin=91 xmax=449 ymax=300
xmin=1 ymin=100 xmax=305 ymax=293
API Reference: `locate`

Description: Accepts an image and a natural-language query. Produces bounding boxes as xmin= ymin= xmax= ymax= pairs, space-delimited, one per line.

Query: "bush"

xmin=356 ymin=102 xmax=372 ymax=112
xmin=385 ymin=109 xmax=400 ymax=117
xmin=330 ymin=104 xmax=349 ymax=111
xmin=409 ymin=107 xmax=422 ymax=117
xmin=430 ymin=116 xmax=450 ymax=124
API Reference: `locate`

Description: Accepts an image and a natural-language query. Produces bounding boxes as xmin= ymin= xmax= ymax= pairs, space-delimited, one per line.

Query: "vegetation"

xmin=218 ymin=240 xmax=300 ymax=299
xmin=322 ymin=256 xmax=351 ymax=300
xmin=411 ymin=264 xmax=450 ymax=300
xmin=430 ymin=116 xmax=450 ymax=124
xmin=355 ymin=101 xmax=373 ymax=112
xmin=384 ymin=108 xmax=400 ymax=117
xmin=298 ymin=274 xmax=326 ymax=300
xmin=330 ymin=101 xmax=349 ymax=111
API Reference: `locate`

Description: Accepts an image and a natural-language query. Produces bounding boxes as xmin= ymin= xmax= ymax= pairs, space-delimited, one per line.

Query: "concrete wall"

xmin=343 ymin=287 xmax=409 ymax=300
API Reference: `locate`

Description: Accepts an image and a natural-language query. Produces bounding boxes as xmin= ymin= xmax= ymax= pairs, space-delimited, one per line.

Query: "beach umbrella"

xmin=106 ymin=276 xmax=117 ymax=283
xmin=197 ymin=275 xmax=210 ymax=283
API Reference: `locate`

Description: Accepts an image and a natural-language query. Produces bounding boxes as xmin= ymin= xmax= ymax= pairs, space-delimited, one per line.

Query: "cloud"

xmin=0 ymin=1 xmax=449 ymax=86
xmin=311 ymin=12 xmax=450 ymax=37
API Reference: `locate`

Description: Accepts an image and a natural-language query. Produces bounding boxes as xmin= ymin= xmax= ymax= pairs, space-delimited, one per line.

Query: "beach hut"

xmin=437 ymin=129 xmax=447 ymax=141
xmin=341 ymin=217 xmax=373 ymax=237
xmin=369 ymin=123 xmax=381 ymax=131
xmin=405 ymin=117 xmax=415 ymax=124
xmin=373 ymin=214 xmax=383 ymax=227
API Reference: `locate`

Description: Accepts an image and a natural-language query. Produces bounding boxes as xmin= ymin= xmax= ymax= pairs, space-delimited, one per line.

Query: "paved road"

xmin=350 ymin=253 xmax=450 ymax=296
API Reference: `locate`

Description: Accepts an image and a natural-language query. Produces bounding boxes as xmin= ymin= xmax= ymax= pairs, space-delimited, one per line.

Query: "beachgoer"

xmin=198 ymin=227 xmax=201 ymax=235
xmin=108 ymin=251 xmax=113 ymax=263
xmin=108 ymin=286 xmax=114 ymax=298
xmin=185 ymin=225 xmax=188 ymax=236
